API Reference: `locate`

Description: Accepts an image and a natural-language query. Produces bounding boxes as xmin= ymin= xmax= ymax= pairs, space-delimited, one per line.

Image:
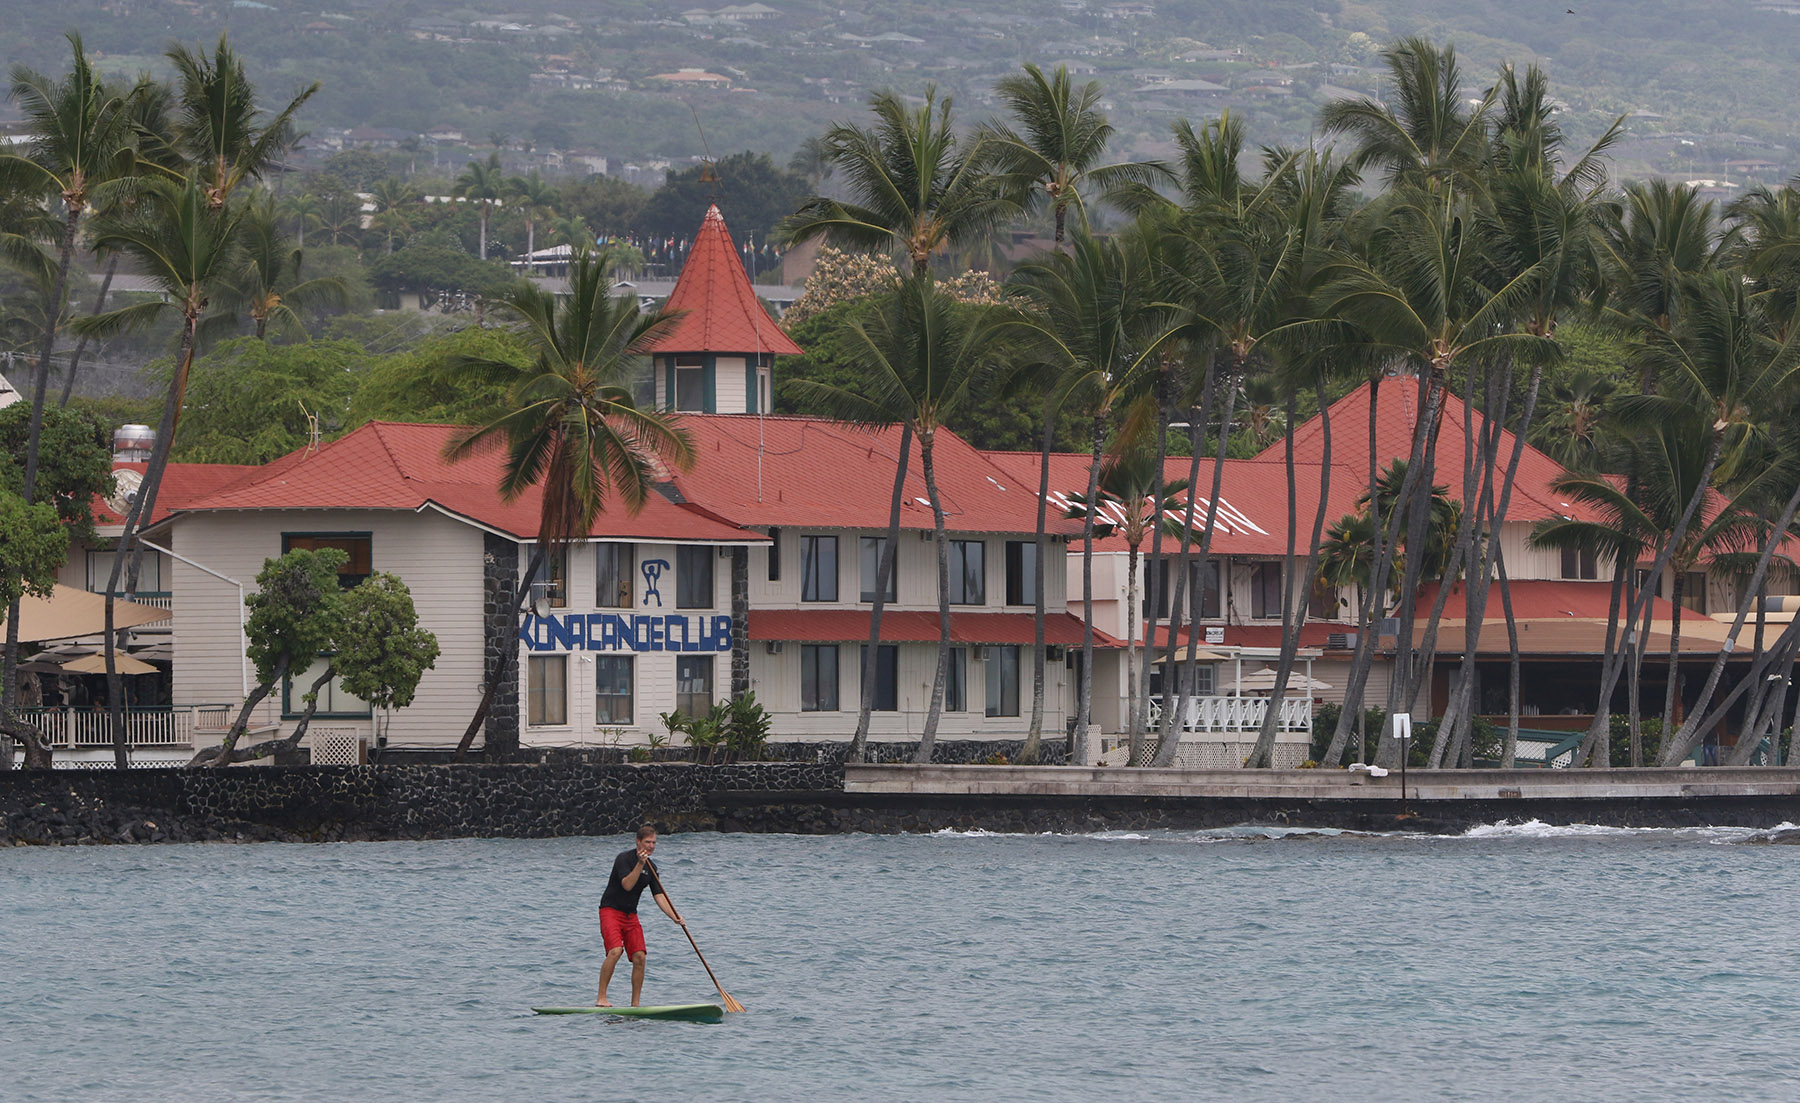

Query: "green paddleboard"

xmin=532 ymin=1003 xmax=724 ymax=1023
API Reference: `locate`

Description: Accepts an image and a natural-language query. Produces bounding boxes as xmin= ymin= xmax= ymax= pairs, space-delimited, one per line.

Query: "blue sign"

xmin=640 ymin=558 xmax=669 ymax=607
xmin=520 ymin=613 xmax=733 ymax=653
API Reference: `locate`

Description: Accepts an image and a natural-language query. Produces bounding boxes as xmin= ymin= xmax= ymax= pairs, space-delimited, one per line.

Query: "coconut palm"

xmin=79 ymin=175 xmax=245 ymax=766
xmin=507 ymin=170 xmax=557 ymax=261
xmin=160 ymin=34 xmax=317 ymax=209
xmin=455 ymin=153 xmax=506 ymax=260
xmin=1061 ymin=444 xmax=1188 ymax=763
xmin=1595 ymin=179 xmax=1732 ymax=391
xmin=2 ymin=33 xmax=135 ymax=502
xmin=367 ymin=178 xmax=419 ymax=254
xmin=280 ymin=191 xmax=323 ymax=248
xmin=979 ymin=62 xmax=1170 ymax=243
xmin=225 ymin=195 xmax=350 ymax=339
xmin=1316 ymin=35 xmax=1493 ymax=192
xmin=790 ymin=275 xmax=1019 ymax=763
xmin=778 ymin=86 xmax=1016 ymax=276
xmin=1012 ymin=230 xmax=1181 ymax=765
xmin=441 ymin=249 xmax=694 ymax=759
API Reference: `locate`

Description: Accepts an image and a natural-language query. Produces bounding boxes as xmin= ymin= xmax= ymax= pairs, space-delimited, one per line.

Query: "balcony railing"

xmin=17 ymin=705 xmax=234 ymax=748
xmin=1147 ymin=694 xmax=1314 ymax=734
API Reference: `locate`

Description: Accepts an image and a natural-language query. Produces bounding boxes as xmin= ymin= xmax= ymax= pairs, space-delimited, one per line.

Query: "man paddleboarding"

xmin=597 ymin=824 xmax=684 ymax=1007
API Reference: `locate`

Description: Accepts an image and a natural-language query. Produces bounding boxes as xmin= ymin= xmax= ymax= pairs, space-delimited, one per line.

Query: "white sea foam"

xmin=1456 ymin=819 xmax=1799 ymax=844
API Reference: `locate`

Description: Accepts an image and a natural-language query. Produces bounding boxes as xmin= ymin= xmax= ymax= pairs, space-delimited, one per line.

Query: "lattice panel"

xmin=309 ymin=729 xmax=363 ymax=766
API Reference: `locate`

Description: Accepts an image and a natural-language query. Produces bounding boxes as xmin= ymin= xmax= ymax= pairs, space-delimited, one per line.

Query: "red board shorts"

xmin=600 ymin=906 xmax=646 ymax=957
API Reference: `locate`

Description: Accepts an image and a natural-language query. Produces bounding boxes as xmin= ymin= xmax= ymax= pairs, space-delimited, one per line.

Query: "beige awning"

xmin=1235 ymin=664 xmax=1333 ymax=691
xmin=0 ymin=585 xmax=171 ymax=643
xmin=61 ymin=652 xmax=159 ymax=676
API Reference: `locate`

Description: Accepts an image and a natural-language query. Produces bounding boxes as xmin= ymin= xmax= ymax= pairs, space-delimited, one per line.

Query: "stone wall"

xmin=481 ymin=532 xmax=521 ymax=754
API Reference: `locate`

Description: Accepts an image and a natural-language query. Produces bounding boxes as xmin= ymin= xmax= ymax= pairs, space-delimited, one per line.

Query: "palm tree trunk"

xmin=1124 ymin=543 xmax=1141 ymax=763
xmin=1667 ymin=479 xmax=1800 ymax=763
xmin=1135 ymin=364 xmax=1174 ymax=760
xmin=103 ymin=312 xmax=199 ymax=768
xmin=914 ymin=427 xmax=950 ymax=764
xmin=22 ymin=207 xmax=80 ymax=501
xmin=479 ymin=203 xmax=489 ymax=260
xmin=452 ymin=544 xmax=546 ymax=761
xmin=60 ymin=254 xmax=119 ymax=407
xmin=1074 ymin=409 xmax=1106 ymax=765
xmin=1020 ymin=404 xmax=1053 ymax=764
xmin=1498 ymin=543 xmax=1520 ymax=768
xmin=1662 ymin=572 xmax=1686 ymax=738
xmin=1151 ymin=356 xmax=1219 ymax=764
xmin=851 ymin=422 xmax=912 ymax=762
xmin=1322 ymin=376 xmax=1387 ymax=767
xmin=1381 ymin=369 xmax=1450 ymax=768
xmin=1156 ymin=371 xmax=1241 ymax=768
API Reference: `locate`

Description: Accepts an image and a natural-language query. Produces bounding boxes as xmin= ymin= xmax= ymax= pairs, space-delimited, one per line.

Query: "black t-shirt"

xmin=599 ymin=848 xmax=657 ymax=914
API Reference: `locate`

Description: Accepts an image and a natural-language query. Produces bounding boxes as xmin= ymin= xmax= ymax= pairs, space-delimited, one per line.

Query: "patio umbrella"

xmin=0 ymin=585 xmax=169 ymax=642
xmin=1234 ymin=665 xmax=1334 ymax=692
xmin=61 ymin=652 xmax=159 ymax=676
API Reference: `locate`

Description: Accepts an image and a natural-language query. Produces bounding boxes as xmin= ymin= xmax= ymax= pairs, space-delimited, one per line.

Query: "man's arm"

xmin=652 ymin=891 xmax=685 ymax=926
xmin=620 ymin=850 xmax=650 ymax=891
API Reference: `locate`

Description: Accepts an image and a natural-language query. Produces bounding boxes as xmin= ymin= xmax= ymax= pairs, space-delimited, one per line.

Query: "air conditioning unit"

xmin=764 ymin=640 xmax=784 ymax=654
xmin=1326 ymin=631 xmax=1357 ymax=651
xmin=1045 ymin=645 xmax=1064 ymax=662
xmin=1377 ymin=617 xmax=1400 ymax=638
xmin=968 ymin=645 xmax=987 ymax=662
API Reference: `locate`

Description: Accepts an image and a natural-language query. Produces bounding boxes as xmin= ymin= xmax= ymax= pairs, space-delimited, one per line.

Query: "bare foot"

xmin=596 ymin=999 xmax=612 ymax=1007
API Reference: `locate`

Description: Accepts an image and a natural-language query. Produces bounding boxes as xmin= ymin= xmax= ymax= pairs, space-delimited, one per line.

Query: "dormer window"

xmin=674 ymin=358 xmax=708 ymax=412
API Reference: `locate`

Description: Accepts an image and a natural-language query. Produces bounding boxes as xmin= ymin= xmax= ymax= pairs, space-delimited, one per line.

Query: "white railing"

xmin=1176 ymin=695 xmax=1314 ymax=734
xmin=129 ymin=594 xmax=173 ymax=610
xmin=16 ymin=705 xmax=234 ymax=748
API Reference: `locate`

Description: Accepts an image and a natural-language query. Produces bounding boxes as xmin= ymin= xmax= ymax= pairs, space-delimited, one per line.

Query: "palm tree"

xmin=226 ymin=196 xmax=349 ymax=339
xmin=160 ymin=35 xmax=317 ymax=209
xmin=1061 ymin=444 xmax=1188 ymax=763
xmin=79 ymin=175 xmax=245 ymax=767
xmin=980 ymin=62 xmax=1169 ymax=243
xmin=1012 ymin=231 xmax=1181 ymax=765
xmin=507 ymin=170 xmax=557 ymax=261
xmin=455 ymin=153 xmax=506 ymax=260
xmin=280 ymin=191 xmax=323 ymax=248
xmin=1595 ymin=179 xmax=1731 ymax=392
xmin=791 ymin=275 xmax=1018 ymax=763
xmin=778 ymin=86 xmax=1016 ymax=275
xmin=441 ymin=249 xmax=693 ymax=759
xmin=1316 ymin=35 xmax=1492 ymax=192
xmin=367 ymin=178 xmax=418 ymax=254
xmin=2 ymin=33 xmax=135 ymax=503
xmin=1535 ymin=369 xmax=1616 ymax=471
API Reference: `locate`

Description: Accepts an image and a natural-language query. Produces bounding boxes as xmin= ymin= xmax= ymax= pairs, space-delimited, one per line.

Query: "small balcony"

xmin=17 ymin=704 xmax=235 ymax=749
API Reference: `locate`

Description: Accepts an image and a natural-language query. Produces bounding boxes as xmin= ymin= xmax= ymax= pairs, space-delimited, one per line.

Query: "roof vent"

xmin=113 ymin=424 xmax=155 ymax=463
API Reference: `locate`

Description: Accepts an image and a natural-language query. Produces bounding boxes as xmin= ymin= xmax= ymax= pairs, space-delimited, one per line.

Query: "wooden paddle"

xmin=642 ymin=859 xmax=746 ymax=1012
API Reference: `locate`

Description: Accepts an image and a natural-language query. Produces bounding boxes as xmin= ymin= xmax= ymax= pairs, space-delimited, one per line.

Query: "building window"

xmin=283 ymin=533 xmax=372 ymax=588
xmin=596 ymin=544 xmax=633 ymax=609
xmin=985 ymin=645 xmax=1021 ymax=717
xmin=677 ymin=545 xmax=713 ymax=609
xmin=676 ymin=655 xmax=713 ymax=716
xmin=949 ymin=540 xmax=985 ymax=605
xmin=674 ymin=360 xmax=707 ymax=412
xmin=860 ymin=644 xmax=898 ymax=712
xmin=1681 ymin=572 xmax=1708 ymax=614
xmin=282 ymin=657 xmax=372 ymax=719
xmin=801 ymin=535 xmax=838 ymax=601
xmin=1561 ymin=546 xmax=1598 ymax=581
xmin=1004 ymin=541 xmax=1037 ymax=606
xmin=87 ymin=549 xmax=166 ymax=595
xmin=1147 ymin=558 xmax=1222 ymax=620
xmin=530 ymin=547 xmax=568 ymax=609
xmin=945 ymin=647 xmax=967 ymax=713
xmin=767 ymin=527 xmax=781 ymax=581
xmin=594 ymin=655 xmax=633 ymax=725
xmin=860 ymin=536 xmax=896 ymax=602
xmin=527 ymin=655 xmax=568 ymax=727
xmin=801 ymin=644 xmax=839 ymax=712
xmin=1251 ymin=562 xmax=1282 ymax=620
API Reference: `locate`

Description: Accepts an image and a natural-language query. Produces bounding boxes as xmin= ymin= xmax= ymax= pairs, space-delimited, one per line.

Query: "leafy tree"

xmin=638 ymin=151 xmax=809 ymax=247
xmin=168 ymin=337 xmax=369 ymax=464
xmin=557 ymin=173 xmax=646 ymax=238
xmin=347 ymin=324 xmax=528 ymax=428
xmin=0 ymin=487 xmax=70 ymax=768
xmin=368 ymin=239 xmax=517 ymax=303
xmin=0 ymin=401 xmax=113 ymax=543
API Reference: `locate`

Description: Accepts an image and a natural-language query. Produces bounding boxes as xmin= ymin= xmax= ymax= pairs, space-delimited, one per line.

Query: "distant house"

xmin=423 ymin=125 xmax=465 ymax=144
xmin=343 ymin=126 xmax=411 ymax=150
xmin=649 ymin=69 xmax=732 ymax=88
xmin=715 ymin=2 xmax=780 ymax=19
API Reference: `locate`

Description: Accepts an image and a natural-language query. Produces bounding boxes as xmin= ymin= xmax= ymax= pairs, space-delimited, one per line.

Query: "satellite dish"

xmin=106 ymin=468 xmax=143 ymax=517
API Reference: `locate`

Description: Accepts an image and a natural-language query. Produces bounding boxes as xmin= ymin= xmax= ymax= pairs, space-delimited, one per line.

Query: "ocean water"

xmin=6 ymin=823 xmax=1800 ymax=1103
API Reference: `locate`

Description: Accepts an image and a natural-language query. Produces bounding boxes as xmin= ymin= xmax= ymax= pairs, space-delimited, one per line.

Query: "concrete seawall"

xmin=8 ymin=763 xmax=1800 ymax=845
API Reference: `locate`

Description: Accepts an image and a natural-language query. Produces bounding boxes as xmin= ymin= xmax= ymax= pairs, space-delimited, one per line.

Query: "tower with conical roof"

xmin=641 ymin=204 xmax=802 ymax=414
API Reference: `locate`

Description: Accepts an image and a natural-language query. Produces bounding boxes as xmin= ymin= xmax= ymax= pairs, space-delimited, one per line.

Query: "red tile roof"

xmin=173 ymin=421 xmax=763 ymax=544
xmin=99 ymin=462 xmax=262 ymax=527
xmin=1267 ymin=378 xmax=1592 ymax=522
xmin=980 ymin=452 xmax=1364 ymax=557
xmin=672 ymin=415 xmax=1081 ymax=536
xmin=1419 ymin=579 xmax=1689 ymax=623
xmin=1123 ymin=621 xmax=1347 ymax=651
xmin=749 ymin=608 xmax=1110 ymax=646
xmin=640 ymin=204 xmax=802 ymax=357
